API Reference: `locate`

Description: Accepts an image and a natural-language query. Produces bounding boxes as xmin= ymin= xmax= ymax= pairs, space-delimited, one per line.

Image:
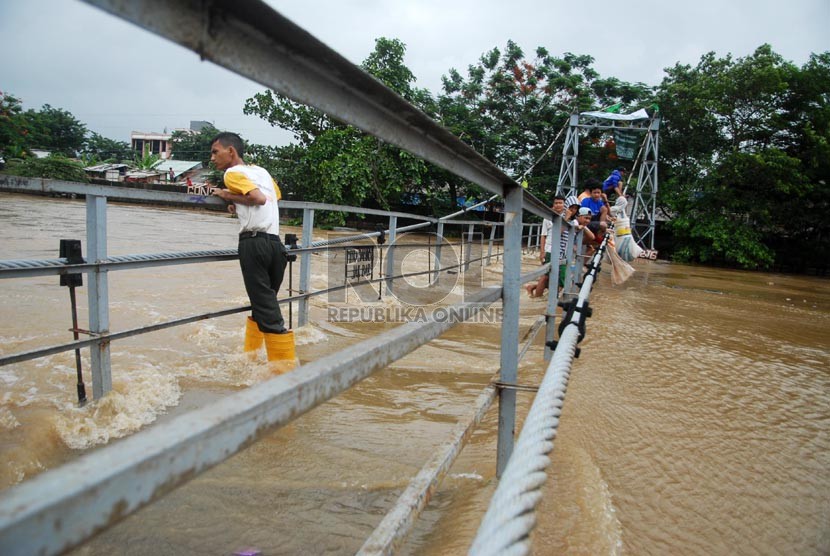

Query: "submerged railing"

xmin=0 ymin=1 xmax=605 ymax=553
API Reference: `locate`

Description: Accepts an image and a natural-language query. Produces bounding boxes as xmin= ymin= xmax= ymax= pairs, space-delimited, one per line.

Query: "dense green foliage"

xmin=132 ymin=151 xmax=161 ymax=171
xmin=0 ymin=92 xmax=27 ymax=158
xmin=244 ymin=39 xmax=827 ymax=271
xmin=435 ymin=43 xmax=651 ymax=201
xmin=243 ymin=38 xmax=434 ymax=223
xmin=170 ymin=123 xmax=219 ymax=165
xmin=1 ymin=91 xmax=126 ymax=162
xmin=0 ymin=95 xmax=88 ymax=157
xmin=7 ymin=155 xmax=88 ymax=182
xmin=243 ymin=38 xmax=652 ymax=223
xmin=657 ymin=45 xmax=829 ymax=269
xmin=82 ymin=132 xmax=132 ymax=163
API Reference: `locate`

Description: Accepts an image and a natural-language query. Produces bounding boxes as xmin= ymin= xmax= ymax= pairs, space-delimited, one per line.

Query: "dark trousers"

xmin=238 ymin=234 xmax=287 ymax=333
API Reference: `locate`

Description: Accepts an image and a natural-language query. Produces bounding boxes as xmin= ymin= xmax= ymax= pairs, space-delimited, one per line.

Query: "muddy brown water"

xmin=0 ymin=193 xmax=827 ymax=555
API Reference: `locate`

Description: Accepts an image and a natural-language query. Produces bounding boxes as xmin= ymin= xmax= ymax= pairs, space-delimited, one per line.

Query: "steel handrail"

xmin=0 ymin=246 xmax=515 ymax=368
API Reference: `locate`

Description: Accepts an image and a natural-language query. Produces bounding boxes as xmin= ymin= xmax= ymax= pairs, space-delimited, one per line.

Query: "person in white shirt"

xmin=526 ymin=195 xmax=568 ymax=298
xmin=210 ymin=132 xmax=295 ymax=371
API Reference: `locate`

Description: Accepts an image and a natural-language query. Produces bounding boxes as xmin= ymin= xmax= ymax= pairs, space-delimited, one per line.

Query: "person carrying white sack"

xmin=610 ymin=197 xmax=643 ymax=262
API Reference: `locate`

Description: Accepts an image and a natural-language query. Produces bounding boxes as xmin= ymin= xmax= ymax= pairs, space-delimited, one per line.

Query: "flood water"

xmin=0 ymin=193 xmax=828 ymax=555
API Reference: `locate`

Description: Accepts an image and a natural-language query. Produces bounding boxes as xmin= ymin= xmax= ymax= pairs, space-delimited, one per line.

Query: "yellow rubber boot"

xmin=264 ymin=330 xmax=298 ymax=375
xmin=244 ymin=317 xmax=265 ymax=360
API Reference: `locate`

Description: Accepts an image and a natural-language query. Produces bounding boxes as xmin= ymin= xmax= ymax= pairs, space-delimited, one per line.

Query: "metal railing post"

xmin=574 ymin=231 xmax=585 ymax=288
xmin=464 ymin=224 xmax=474 ymax=271
xmin=433 ymin=221 xmax=444 ymax=284
xmin=486 ymin=224 xmax=496 ymax=266
xmin=544 ymin=217 xmax=562 ymax=361
xmin=85 ymin=194 xmax=112 ymax=398
xmin=297 ymin=208 xmax=314 ymax=327
xmin=563 ymin=225 xmax=577 ymax=297
xmin=385 ymin=215 xmax=397 ymax=296
xmin=496 ymin=185 xmax=522 ymax=477
xmin=534 ymin=223 xmax=541 ymax=253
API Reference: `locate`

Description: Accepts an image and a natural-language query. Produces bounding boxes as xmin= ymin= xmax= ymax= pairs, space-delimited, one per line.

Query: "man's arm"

xmin=539 ymin=235 xmax=547 ymax=262
xmin=574 ymin=221 xmax=595 ymax=242
xmin=212 ymin=187 xmax=266 ymax=206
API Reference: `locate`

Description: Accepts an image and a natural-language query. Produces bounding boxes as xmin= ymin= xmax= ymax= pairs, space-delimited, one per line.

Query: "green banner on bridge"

xmin=614 ymin=129 xmax=639 ymax=160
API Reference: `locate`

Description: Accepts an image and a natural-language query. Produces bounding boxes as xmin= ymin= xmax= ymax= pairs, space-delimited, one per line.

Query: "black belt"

xmin=239 ymin=231 xmax=280 ymax=241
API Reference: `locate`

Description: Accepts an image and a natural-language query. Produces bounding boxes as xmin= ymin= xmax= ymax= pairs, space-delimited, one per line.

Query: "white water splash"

xmin=53 ymin=370 xmax=181 ymax=450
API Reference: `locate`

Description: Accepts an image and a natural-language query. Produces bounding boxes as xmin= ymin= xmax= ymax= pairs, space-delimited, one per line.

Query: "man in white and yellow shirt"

xmin=210 ymin=132 xmax=295 ymax=370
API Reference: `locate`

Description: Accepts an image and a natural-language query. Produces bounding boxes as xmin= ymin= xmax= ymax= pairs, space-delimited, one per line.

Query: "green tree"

xmin=170 ymin=124 xmax=220 ymax=165
xmin=23 ymin=104 xmax=87 ymax=156
xmin=82 ymin=132 xmax=133 ymax=163
xmin=133 ymin=151 xmax=161 ymax=170
xmin=6 ymin=155 xmax=88 ymax=182
xmin=435 ymin=43 xmax=652 ymax=202
xmin=657 ymin=45 xmax=828 ymax=269
xmin=244 ymin=38 xmax=432 ymax=221
xmin=0 ymin=91 xmax=28 ymax=158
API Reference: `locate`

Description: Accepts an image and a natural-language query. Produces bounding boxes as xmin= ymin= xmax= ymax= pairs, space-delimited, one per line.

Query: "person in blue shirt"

xmin=603 ymin=168 xmax=625 ymax=201
xmin=580 ymin=183 xmax=608 ymax=222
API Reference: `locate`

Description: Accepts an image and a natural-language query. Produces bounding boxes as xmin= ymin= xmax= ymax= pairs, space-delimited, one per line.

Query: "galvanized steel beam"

xmin=555 ymin=114 xmax=580 ymax=198
xmin=0 ymin=176 xmax=441 ymax=223
xmin=630 ymin=117 xmax=661 ymax=249
xmin=0 ymin=175 xmax=226 ymax=207
xmin=0 ymin=251 xmax=239 ymax=280
xmin=496 ymin=185 xmax=523 ymax=476
xmin=486 ymin=224 xmax=497 ymax=267
xmin=385 ymin=216 xmax=398 ymax=296
xmin=85 ymin=195 xmax=112 ymax=398
xmin=544 ymin=217 xmax=563 ymax=361
xmin=78 ymin=0 xmax=553 ymax=220
xmin=297 ymin=208 xmax=314 ymax=327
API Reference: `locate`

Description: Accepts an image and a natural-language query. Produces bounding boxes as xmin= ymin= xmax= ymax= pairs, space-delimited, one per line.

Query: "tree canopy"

xmin=0 ymin=92 xmax=126 ymax=162
xmin=244 ymin=38 xmax=434 ymax=221
xmin=243 ymin=38 xmax=653 ymax=219
xmin=82 ymin=132 xmax=132 ymax=163
xmin=656 ymin=45 xmax=829 ymax=269
xmin=435 ymin=43 xmax=651 ymax=201
xmin=170 ymin=123 xmax=220 ymax=165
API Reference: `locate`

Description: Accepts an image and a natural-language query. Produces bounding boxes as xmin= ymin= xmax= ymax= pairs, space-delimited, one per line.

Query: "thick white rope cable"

xmin=469 ymin=240 xmax=606 ymax=556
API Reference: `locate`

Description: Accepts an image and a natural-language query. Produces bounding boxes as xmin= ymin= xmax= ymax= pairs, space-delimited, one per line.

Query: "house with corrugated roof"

xmin=151 ymin=160 xmax=203 ymax=183
xmin=84 ymin=163 xmax=129 ymax=181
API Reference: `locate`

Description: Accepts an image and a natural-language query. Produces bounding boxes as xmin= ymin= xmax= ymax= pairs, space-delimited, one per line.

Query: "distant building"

xmin=189 ymin=120 xmax=213 ymax=132
xmin=131 ymin=131 xmax=173 ymax=160
xmin=124 ymin=169 xmax=164 ymax=183
xmin=131 ymin=122 xmax=211 ymax=160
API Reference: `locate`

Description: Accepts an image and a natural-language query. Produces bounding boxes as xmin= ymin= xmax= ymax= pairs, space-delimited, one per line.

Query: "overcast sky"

xmin=1 ymin=0 xmax=828 ymax=147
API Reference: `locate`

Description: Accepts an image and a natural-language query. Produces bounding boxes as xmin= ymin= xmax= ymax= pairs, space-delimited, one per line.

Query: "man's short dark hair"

xmin=583 ymin=177 xmax=601 ymax=190
xmin=554 ymin=194 xmax=566 ymax=202
xmin=211 ymin=132 xmax=245 ymax=158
